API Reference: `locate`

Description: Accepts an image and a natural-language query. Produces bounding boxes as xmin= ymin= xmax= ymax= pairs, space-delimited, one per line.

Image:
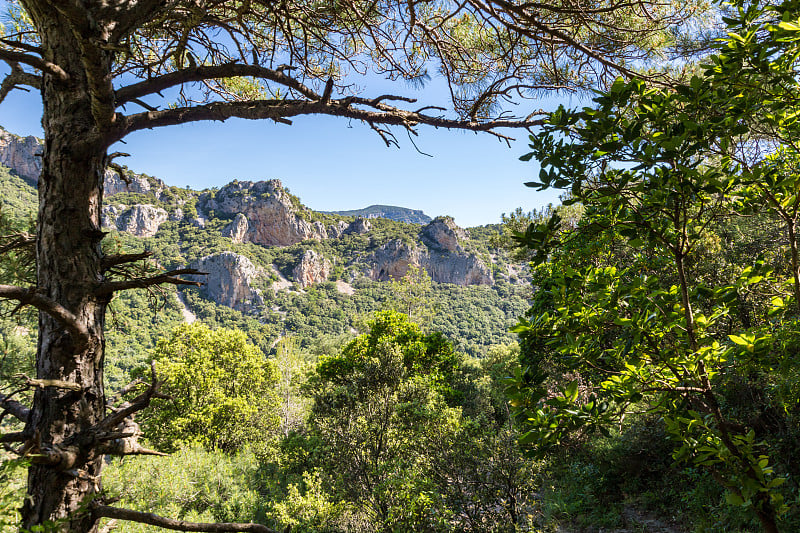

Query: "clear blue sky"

xmin=0 ymin=70 xmax=578 ymax=228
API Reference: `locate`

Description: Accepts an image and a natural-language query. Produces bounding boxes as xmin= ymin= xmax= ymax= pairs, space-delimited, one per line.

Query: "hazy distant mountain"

xmin=327 ymin=204 xmax=432 ymax=224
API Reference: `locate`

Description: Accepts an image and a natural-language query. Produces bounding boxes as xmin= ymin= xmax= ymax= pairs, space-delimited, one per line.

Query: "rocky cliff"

xmin=102 ymin=204 xmax=169 ymax=237
xmin=0 ymin=127 xmax=165 ymax=196
xmin=189 ymin=252 xmax=264 ymax=313
xmin=209 ymin=180 xmax=324 ymax=246
xmin=368 ymin=218 xmax=492 ymax=286
xmin=421 ymin=216 xmax=468 ymax=253
xmin=293 ymin=250 xmax=332 ymax=288
xmin=0 ymin=128 xmax=41 ymax=183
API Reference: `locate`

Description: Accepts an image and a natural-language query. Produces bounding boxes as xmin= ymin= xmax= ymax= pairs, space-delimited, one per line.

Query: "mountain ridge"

xmin=325 ymin=204 xmax=432 ymax=224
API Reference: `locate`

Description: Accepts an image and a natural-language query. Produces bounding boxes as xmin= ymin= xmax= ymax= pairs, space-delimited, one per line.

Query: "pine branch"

xmin=0 ymin=285 xmax=90 ymax=351
xmin=115 ymin=62 xmax=319 ymax=104
xmin=100 ymin=251 xmax=153 ymax=271
xmin=0 ymin=231 xmax=35 ymax=254
xmin=114 ymin=97 xmax=544 ymax=143
xmin=95 ymin=269 xmax=206 ymax=295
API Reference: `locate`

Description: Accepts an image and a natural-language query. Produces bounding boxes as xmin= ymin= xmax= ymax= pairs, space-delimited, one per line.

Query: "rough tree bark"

xmin=21 ymin=13 xmax=112 ymax=530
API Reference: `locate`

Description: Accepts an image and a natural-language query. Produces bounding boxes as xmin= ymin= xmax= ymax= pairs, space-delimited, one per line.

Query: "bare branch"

xmin=115 ymin=63 xmax=320 ymax=105
xmin=92 ymin=506 xmax=276 ymax=533
xmin=0 ymin=231 xmax=35 ymax=255
xmin=0 ymin=38 xmax=42 ymax=55
xmin=0 ymin=62 xmax=41 ymax=104
xmin=0 ymin=394 xmax=30 ymax=423
xmin=22 ymin=377 xmax=82 ymax=391
xmin=0 ymin=49 xmax=68 ymax=81
xmin=95 ymin=269 xmax=206 ymax=295
xmin=100 ymin=251 xmax=153 ymax=272
xmin=0 ymin=431 xmax=25 ymax=443
xmin=95 ymin=417 xmax=167 ymax=457
xmin=0 ymin=285 xmax=90 ymax=351
xmin=93 ymin=362 xmax=167 ymax=432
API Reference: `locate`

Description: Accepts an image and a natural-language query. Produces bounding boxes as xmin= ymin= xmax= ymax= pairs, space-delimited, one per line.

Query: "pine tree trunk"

xmin=20 ymin=18 xmax=112 ymax=532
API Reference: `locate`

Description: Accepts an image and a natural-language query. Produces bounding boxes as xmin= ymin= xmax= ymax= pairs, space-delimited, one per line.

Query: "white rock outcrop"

xmin=190 ymin=252 xmax=264 ymax=313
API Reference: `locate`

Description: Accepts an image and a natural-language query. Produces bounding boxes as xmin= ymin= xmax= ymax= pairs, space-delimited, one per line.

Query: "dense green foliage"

xmin=140 ymin=323 xmax=280 ymax=453
xmin=508 ymin=1 xmax=800 ymax=530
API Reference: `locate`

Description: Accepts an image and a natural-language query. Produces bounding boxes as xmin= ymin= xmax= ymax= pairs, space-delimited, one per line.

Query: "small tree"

xmin=304 ymin=311 xmax=463 ymax=530
xmin=389 ymin=264 xmax=436 ymax=328
xmin=141 ymin=323 xmax=279 ymax=453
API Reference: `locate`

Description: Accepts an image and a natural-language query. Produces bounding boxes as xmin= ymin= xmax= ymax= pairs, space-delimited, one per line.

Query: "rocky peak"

xmin=0 ymin=128 xmax=42 ymax=183
xmin=327 ymin=221 xmax=349 ymax=239
xmin=368 ymin=238 xmax=492 ymax=286
xmin=103 ymin=169 xmax=166 ymax=197
xmin=190 ymin=252 xmax=264 ymax=314
xmin=420 ymin=216 xmax=468 ymax=253
xmin=293 ymin=250 xmax=332 ymax=288
xmin=209 ymin=179 xmax=324 ymax=246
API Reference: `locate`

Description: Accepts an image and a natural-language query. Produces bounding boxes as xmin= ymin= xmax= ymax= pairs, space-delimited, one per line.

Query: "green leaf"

xmin=565 ymin=380 xmax=580 ymax=402
xmin=725 ymin=492 xmax=745 ymax=506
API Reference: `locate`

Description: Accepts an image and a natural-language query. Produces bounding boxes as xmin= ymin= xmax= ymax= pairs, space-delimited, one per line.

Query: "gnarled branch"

xmin=0 ymin=231 xmax=35 ymax=255
xmin=116 ymin=62 xmax=319 ymax=105
xmin=114 ymin=97 xmax=545 ymax=143
xmin=0 ymin=285 xmax=90 ymax=351
xmin=0 ymin=49 xmax=68 ymax=81
xmin=101 ymin=251 xmax=153 ymax=271
xmin=0 ymin=394 xmax=30 ymax=423
xmin=0 ymin=62 xmax=42 ymax=104
xmin=92 ymin=505 xmax=276 ymax=532
xmin=93 ymin=362 xmax=168 ymax=432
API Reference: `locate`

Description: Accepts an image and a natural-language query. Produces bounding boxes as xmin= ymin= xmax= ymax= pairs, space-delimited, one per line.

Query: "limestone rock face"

xmin=368 ymin=239 xmax=492 ymax=286
xmin=370 ymin=241 xmax=424 ymax=281
xmin=0 ymin=128 xmax=41 ymax=183
xmin=345 ymin=217 xmax=371 ymax=235
xmin=425 ymin=252 xmax=492 ymax=285
xmin=101 ymin=205 xmax=124 ymax=229
xmin=190 ymin=252 xmax=264 ymax=313
xmin=209 ymin=179 xmax=323 ymax=246
xmin=0 ymin=128 xmax=166 ymax=197
xmin=293 ymin=250 xmax=332 ymax=288
xmin=102 ymin=204 xmax=168 ymax=237
xmin=222 ymin=213 xmax=250 ymax=243
xmin=103 ymin=169 xmax=165 ymax=197
xmin=313 ymin=221 xmax=328 ymax=240
xmin=420 ymin=216 xmax=467 ymax=253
